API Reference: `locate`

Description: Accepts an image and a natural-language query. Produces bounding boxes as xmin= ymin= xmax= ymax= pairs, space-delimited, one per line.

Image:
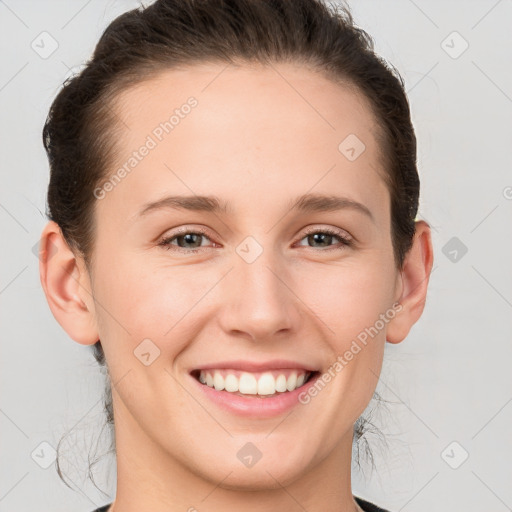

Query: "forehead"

xmin=113 ymin=61 xmax=381 ymax=144
xmin=98 ymin=61 xmax=389 ymax=226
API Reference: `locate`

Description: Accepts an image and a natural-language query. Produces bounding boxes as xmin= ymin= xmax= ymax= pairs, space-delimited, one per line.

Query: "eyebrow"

xmin=292 ymin=193 xmax=374 ymax=222
xmin=138 ymin=195 xmax=232 ymax=217
xmin=137 ymin=193 xmax=374 ymax=222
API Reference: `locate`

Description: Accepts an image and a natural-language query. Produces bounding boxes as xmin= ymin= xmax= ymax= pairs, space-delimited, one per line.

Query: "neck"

xmin=106 ymin=399 xmax=362 ymax=512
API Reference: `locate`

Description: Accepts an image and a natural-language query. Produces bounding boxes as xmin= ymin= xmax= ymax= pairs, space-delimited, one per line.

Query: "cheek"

xmin=295 ymin=257 xmax=396 ymax=346
xmin=92 ymin=254 xmax=219 ymax=355
xmin=93 ymin=243 xmax=396 ymax=367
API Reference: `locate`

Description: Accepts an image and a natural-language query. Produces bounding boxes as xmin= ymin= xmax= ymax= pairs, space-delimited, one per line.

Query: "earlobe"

xmin=39 ymin=221 xmax=99 ymax=345
xmin=386 ymin=220 xmax=434 ymax=344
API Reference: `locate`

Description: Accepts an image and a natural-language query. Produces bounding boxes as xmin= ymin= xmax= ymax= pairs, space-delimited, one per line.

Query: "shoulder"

xmin=355 ymin=495 xmax=393 ymax=512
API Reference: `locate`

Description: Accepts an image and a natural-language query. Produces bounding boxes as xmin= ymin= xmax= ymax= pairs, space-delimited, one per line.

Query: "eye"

xmin=158 ymin=226 xmax=353 ymax=254
xmin=295 ymin=227 xmax=353 ymax=251
xmin=158 ymin=227 xmax=216 ymax=254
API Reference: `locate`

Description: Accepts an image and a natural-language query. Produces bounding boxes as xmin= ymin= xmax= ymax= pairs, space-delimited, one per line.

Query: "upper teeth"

xmin=198 ymin=370 xmax=311 ymax=395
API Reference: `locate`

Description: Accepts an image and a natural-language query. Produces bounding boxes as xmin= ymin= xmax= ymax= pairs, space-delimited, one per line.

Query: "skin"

xmin=39 ymin=62 xmax=433 ymax=512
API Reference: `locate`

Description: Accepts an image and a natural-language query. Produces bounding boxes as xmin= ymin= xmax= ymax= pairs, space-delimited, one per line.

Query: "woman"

xmin=39 ymin=0 xmax=433 ymax=510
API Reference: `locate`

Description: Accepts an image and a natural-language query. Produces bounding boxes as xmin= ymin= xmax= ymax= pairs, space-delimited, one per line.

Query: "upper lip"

xmin=191 ymin=359 xmax=319 ymax=373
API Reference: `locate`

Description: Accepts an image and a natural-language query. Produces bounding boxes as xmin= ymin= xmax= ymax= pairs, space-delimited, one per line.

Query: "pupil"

xmin=310 ymin=233 xmax=331 ymax=247
xmin=181 ymin=233 xmax=201 ymax=248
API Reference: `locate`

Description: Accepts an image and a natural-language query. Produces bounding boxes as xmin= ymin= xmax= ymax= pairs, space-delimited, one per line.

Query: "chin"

xmin=216 ymin=465 xmax=306 ymax=492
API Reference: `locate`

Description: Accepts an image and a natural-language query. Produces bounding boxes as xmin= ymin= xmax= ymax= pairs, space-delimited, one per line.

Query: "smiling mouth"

xmin=190 ymin=369 xmax=320 ymax=398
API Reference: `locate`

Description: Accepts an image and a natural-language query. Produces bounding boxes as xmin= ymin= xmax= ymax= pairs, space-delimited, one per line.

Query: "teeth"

xmin=197 ymin=369 xmax=311 ymax=396
xmin=286 ymin=372 xmax=297 ymax=391
xmin=257 ymin=373 xmax=275 ymax=395
xmin=224 ymin=374 xmax=239 ymax=392
xmin=239 ymin=372 xmax=257 ymax=394
xmin=275 ymin=374 xmax=287 ymax=392
xmin=213 ymin=372 xmax=225 ymax=391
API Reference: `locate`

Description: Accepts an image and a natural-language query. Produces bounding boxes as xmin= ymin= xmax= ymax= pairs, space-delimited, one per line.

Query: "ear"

xmin=386 ymin=220 xmax=434 ymax=344
xmin=38 ymin=221 xmax=99 ymax=345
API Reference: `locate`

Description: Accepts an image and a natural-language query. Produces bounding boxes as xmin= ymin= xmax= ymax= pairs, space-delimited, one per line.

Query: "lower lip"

xmin=190 ymin=372 xmax=320 ymax=418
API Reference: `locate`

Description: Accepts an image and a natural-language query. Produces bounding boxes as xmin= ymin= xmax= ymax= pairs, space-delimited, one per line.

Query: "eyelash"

xmin=157 ymin=226 xmax=353 ymax=254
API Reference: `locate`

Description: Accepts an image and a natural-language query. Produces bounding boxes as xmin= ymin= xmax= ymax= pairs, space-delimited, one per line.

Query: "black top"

xmin=355 ymin=496 xmax=392 ymax=512
xmin=91 ymin=496 xmax=391 ymax=511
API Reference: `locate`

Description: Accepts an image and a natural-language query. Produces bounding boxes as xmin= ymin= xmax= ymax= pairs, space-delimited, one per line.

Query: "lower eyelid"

xmin=296 ymin=239 xmax=350 ymax=251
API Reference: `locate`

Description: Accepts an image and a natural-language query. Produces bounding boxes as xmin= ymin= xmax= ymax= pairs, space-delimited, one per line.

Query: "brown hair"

xmin=44 ymin=0 xmax=419 ymax=491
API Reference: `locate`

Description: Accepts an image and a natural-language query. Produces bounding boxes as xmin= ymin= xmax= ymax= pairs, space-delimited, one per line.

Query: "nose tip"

xmin=217 ymin=258 xmax=301 ymax=342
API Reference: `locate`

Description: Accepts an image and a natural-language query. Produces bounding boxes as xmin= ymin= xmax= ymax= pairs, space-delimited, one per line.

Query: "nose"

xmin=217 ymin=248 xmax=302 ymax=342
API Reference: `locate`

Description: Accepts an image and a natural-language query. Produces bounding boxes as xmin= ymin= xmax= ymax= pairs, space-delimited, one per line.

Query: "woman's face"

xmin=84 ymin=62 xmax=403 ymax=488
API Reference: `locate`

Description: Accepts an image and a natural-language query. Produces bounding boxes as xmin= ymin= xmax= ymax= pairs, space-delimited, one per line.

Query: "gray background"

xmin=1 ymin=0 xmax=511 ymax=511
